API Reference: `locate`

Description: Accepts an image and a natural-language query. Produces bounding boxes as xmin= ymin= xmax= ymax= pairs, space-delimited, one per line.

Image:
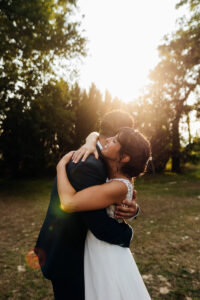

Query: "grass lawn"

xmin=0 ymin=165 xmax=200 ymax=299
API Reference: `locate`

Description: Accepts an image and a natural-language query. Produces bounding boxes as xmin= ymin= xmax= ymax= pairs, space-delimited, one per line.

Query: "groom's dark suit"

xmin=35 ymin=149 xmax=132 ymax=300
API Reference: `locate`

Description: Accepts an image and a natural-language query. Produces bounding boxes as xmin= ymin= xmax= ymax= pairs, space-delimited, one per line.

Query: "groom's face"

xmin=101 ymin=135 xmax=121 ymax=161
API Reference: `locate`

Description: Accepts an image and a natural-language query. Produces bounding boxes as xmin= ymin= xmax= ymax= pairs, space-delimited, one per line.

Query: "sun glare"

xmin=76 ymin=0 xmax=186 ymax=101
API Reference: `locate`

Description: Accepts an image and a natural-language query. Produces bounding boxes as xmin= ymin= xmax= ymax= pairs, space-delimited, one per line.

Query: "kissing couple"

xmin=35 ymin=110 xmax=151 ymax=299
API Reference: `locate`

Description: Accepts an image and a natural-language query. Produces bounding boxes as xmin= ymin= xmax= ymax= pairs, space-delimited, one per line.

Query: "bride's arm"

xmin=72 ymin=132 xmax=99 ymax=163
xmin=57 ymin=152 xmax=127 ymax=213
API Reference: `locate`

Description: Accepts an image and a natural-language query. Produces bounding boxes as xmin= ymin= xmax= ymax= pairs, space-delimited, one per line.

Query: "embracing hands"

xmin=56 ymin=140 xmax=98 ymax=170
xmin=72 ymin=131 xmax=99 ymax=163
xmin=72 ymin=144 xmax=99 ymax=163
xmin=115 ymin=190 xmax=139 ymax=220
xmin=57 ymin=145 xmax=139 ymax=221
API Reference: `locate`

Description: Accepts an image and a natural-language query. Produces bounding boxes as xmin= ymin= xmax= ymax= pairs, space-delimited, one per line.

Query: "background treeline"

xmin=0 ymin=0 xmax=200 ymax=177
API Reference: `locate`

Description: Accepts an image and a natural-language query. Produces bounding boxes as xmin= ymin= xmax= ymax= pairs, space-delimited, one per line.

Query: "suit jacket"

xmin=34 ymin=150 xmax=132 ymax=299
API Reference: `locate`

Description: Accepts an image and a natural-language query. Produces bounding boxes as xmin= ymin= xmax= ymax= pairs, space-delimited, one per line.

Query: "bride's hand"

xmin=57 ymin=151 xmax=75 ymax=169
xmin=72 ymin=144 xmax=98 ymax=163
xmin=72 ymin=131 xmax=99 ymax=163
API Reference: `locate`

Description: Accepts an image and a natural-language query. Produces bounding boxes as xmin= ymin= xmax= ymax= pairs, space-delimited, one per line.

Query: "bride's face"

xmin=101 ymin=135 xmax=121 ymax=161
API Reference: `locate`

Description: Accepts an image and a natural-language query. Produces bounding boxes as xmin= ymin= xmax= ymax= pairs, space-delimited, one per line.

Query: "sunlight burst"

xmin=76 ymin=0 xmax=186 ymax=101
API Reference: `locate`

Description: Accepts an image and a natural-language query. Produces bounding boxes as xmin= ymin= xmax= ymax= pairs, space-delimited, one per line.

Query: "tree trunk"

xmin=186 ymin=113 xmax=192 ymax=144
xmin=172 ymin=115 xmax=181 ymax=173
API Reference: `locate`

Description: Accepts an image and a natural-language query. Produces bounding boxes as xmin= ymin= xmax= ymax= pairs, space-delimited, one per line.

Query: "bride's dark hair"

xmin=117 ymin=127 xmax=151 ymax=178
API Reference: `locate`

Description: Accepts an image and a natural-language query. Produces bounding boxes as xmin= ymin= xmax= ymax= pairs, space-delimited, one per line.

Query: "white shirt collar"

xmin=97 ymin=140 xmax=103 ymax=150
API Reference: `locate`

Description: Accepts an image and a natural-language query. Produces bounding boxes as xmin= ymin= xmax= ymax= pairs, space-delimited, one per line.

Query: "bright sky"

xmin=76 ymin=0 xmax=186 ymax=102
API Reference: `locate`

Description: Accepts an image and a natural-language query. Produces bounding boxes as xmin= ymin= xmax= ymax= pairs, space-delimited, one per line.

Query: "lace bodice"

xmin=106 ymin=178 xmax=133 ymax=222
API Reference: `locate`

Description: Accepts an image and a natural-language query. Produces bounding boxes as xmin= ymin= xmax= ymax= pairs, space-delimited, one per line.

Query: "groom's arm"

xmin=67 ymin=156 xmax=133 ymax=248
xmin=82 ymin=209 xmax=132 ymax=247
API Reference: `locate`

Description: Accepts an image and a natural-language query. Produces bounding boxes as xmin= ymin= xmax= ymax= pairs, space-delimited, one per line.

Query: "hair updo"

xmin=117 ymin=127 xmax=151 ymax=178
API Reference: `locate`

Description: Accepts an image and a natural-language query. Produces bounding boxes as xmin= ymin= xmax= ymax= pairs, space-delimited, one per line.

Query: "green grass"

xmin=0 ymin=166 xmax=200 ymax=299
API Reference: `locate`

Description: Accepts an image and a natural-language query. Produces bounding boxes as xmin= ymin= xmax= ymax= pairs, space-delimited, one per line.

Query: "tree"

xmin=127 ymin=86 xmax=171 ymax=173
xmin=182 ymin=137 xmax=200 ymax=164
xmin=147 ymin=0 xmax=200 ymax=172
xmin=1 ymin=80 xmax=76 ymax=175
xmin=149 ymin=55 xmax=196 ymax=172
xmin=0 ymin=0 xmax=86 ymax=175
xmin=0 ymin=0 xmax=85 ymax=110
xmin=71 ymin=83 xmax=104 ymax=148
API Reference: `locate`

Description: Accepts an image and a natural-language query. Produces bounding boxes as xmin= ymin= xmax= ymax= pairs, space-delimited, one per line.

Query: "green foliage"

xmin=145 ymin=0 xmax=200 ymax=172
xmin=127 ymin=90 xmax=171 ymax=173
xmin=1 ymin=0 xmax=200 ymax=177
xmin=0 ymin=80 xmax=76 ymax=176
xmin=182 ymin=137 xmax=200 ymax=163
xmin=31 ymin=80 xmax=76 ymax=169
xmin=176 ymin=0 xmax=200 ymax=10
xmin=71 ymin=83 xmax=104 ymax=149
xmin=0 ymin=0 xmax=85 ymax=106
xmin=0 ymin=0 xmax=86 ymax=176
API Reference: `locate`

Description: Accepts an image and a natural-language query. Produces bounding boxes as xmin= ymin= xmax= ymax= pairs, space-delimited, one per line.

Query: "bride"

xmin=56 ymin=127 xmax=151 ymax=300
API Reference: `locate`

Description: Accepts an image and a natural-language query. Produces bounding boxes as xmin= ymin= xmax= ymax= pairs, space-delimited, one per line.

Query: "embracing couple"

xmin=35 ymin=110 xmax=151 ymax=299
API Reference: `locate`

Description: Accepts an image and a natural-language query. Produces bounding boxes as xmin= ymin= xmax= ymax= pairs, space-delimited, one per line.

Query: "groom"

xmin=35 ymin=110 xmax=139 ymax=300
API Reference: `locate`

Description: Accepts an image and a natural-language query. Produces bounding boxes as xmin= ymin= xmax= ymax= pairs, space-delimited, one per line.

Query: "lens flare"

xmin=25 ymin=249 xmax=40 ymax=269
xmin=49 ymin=225 xmax=53 ymax=231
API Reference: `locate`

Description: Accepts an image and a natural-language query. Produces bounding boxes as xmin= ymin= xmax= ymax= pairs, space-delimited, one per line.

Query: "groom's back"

xmin=35 ymin=154 xmax=106 ymax=283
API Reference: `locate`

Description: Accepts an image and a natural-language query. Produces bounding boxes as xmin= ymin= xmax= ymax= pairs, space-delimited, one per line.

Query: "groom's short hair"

xmin=99 ymin=110 xmax=134 ymax=137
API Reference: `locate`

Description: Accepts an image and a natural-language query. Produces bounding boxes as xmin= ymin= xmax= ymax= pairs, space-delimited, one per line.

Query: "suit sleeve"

xmin=67 ymin=157 xmax=133 ymax=248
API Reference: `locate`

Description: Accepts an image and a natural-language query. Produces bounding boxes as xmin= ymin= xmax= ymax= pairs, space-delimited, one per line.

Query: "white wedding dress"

xmin=84 ymin=178 xmax=151 ymax=300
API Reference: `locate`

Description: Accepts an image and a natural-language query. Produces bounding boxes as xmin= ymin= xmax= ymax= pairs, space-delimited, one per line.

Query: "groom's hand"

xmin=114 ymin=190 xmax=139 ymax=220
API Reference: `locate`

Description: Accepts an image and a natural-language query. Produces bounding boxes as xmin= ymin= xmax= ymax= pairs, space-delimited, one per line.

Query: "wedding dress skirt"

xmin=84 ymin=230 xmax=151 ymax=300
xmin=84 ymin=178 xmax=151 ymax=299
